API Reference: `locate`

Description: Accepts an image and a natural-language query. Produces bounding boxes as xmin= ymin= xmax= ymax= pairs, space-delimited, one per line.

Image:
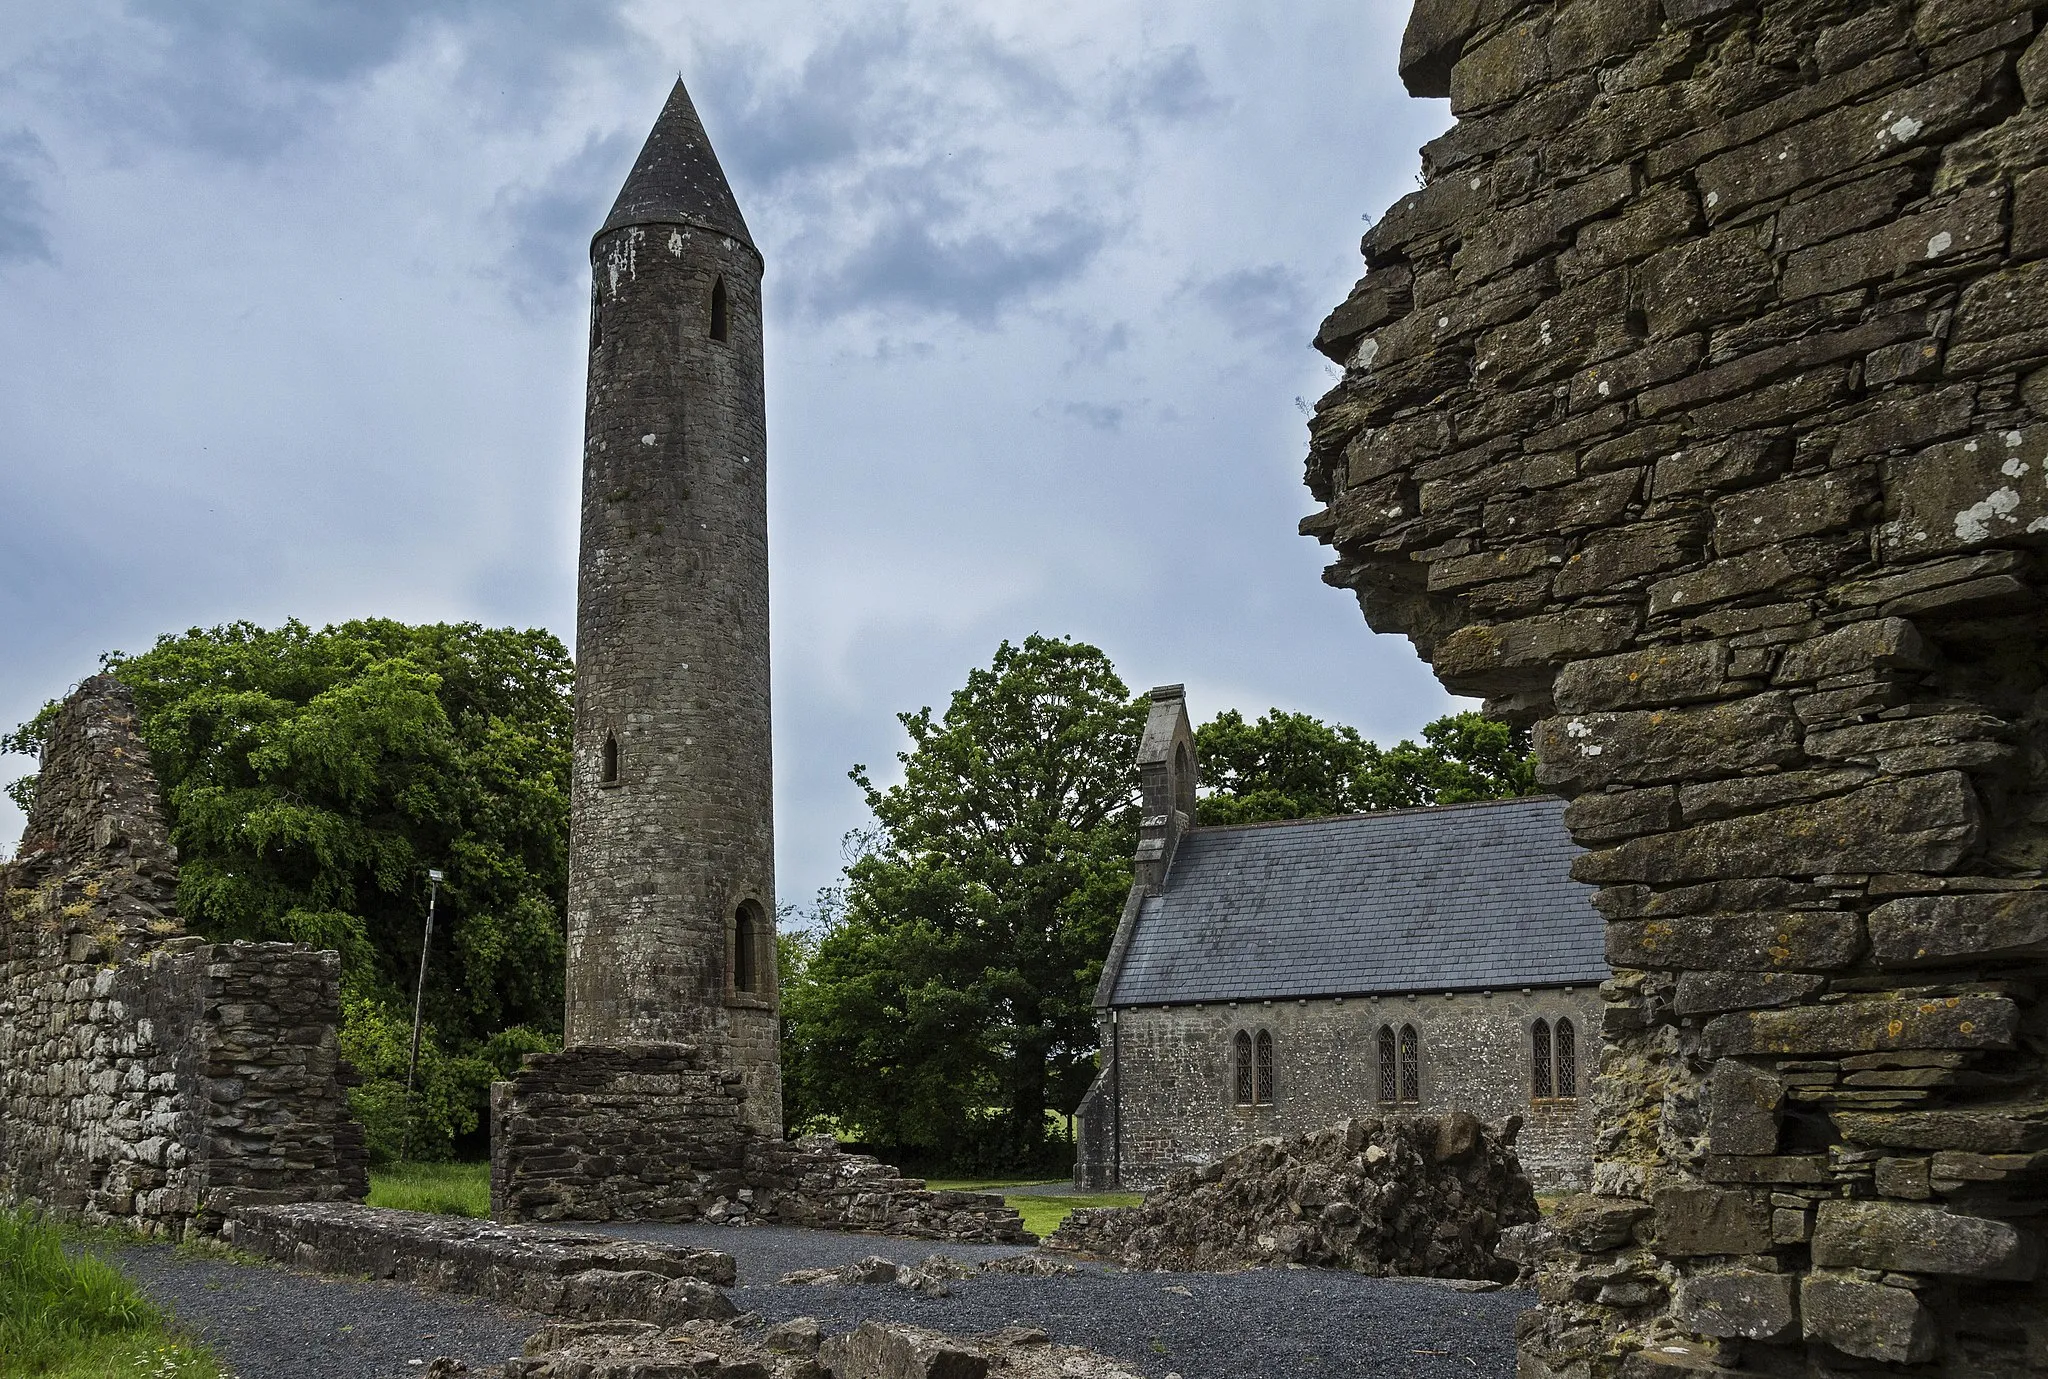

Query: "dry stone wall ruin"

xmin=0 ymin=676 xmax=365 ymax=1236
xmin=1307 ymin=0 xmax=2048 ymax=1372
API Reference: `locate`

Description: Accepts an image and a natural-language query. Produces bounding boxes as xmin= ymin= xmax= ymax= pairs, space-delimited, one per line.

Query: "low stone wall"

xmin=1049 ymin=1112 xmax=1537 ymax=1277
xmin=224 ymin=1203 xmax=738 ymax=1323
xmin=0 ymin=676 xmax=364 ymax=1236
xmin=491 ymin=1043 xmax=1031 ymax=1244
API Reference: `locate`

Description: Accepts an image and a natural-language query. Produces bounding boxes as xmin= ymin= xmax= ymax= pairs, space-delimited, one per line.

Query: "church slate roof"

xmin=599 ymin=79 xmax=754 ymax=248
xmin=1100 ymin=795 xmax=1605 ymax=1007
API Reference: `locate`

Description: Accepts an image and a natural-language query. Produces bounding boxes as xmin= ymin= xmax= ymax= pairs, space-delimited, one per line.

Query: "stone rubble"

xmin=434 ymin=1318 xmax=1149 ymax=1379
xmin=1306 ymin=0 xmax=2048 ymax=1371
xmin=776 ymin=1252 xmax=1075 ymax=1297
xmin=1046 ymin=1113 xmax=1538 ymax=1277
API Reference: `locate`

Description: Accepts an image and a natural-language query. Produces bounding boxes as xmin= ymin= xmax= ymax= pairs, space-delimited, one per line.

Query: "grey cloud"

xmin=0 ymin=132 xmax=53 ymax=266
xmin=1063 ymin=401 xmax=1124 ymax=431
xmin=698 ymin=22 xmax=914 ymax=188
xmin=493 ymin=130 xmax=638 ymax=305
xmin=813 ymin=202 xmax=1108 ymax=324
xmin=1114 ymin=46 xmax=1226 ymax=124
xmin=1194 ymin=265 xmax=1317 ymax=343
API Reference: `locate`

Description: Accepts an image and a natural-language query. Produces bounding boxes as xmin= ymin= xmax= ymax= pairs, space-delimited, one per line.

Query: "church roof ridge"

xmin=598 ymin=77 xmax=754 ymax=250
xmin=1185 ymin=792 xmax=1562 ymax=835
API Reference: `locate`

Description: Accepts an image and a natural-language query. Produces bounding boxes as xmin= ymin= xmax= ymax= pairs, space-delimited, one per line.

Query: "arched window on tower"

xmin=709 ymin=276 xmax=729 ymax=342
xmin=1377 ymin=1026 xmax=1398 ymax=1103
xmin=1232 ymin=1031 xmax=1253 ymax=1106
xmin=732 ymin=902 xmax=762 ymax=994
xmin=1399 ymin=1024 xmax=1421 ymax=1104
xmin=1254 ymin=1030 xmax=1274 ymax=1106
xmin=1556 ymin=1018 xmax=1577 ymax=1098
xmin=601 ymin=733 xmax=620 ymax=785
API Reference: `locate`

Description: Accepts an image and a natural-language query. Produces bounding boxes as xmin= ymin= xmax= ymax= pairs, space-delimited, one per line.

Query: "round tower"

xmin=566 ymin=79 xmax=779 ymax=1133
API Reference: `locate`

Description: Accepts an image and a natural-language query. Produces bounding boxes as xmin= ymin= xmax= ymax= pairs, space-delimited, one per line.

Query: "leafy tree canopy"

xmin=781 ymin=635 xmax=1144 ymax=1172
xmin=1194 ymin=708 xmax=1536 ymax=824
xmin=4 ymin=619 xmax=572 ymax=1160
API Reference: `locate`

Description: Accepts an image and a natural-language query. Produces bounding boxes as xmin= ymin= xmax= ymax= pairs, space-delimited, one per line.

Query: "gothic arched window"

xmin=1399 ymin=1024 xmax=1420 ymax=1104
xmin=1254 ymin=1030 xmax=1274 ymax=1106
xmin=601 ymin=732 xmax=620 ymax=785
xmin=710 ymin=276 xmax=729 ymax=342
xmin=1232 ymin=1031 xmax=1253 ymax=1106
xmin=1377 ymin=1025 xmax=1397 ymax=1103
xmin=1532 ymin=1018 xmax=1553 ymax=1099
xmin=1556 ymin=1017 xmax=1577 ymax=1099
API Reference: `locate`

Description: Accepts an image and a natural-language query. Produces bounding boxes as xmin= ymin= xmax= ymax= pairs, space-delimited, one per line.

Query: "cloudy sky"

xmin=0 ymin=1 xmax=1457 ymax=906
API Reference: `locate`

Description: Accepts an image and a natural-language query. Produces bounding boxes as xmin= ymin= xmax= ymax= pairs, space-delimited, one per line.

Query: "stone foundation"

xmin=0 ymin=677 xmax=364 ymax=1236
xmin=223 ymin=1203 xmax=738 ymax=1323
xmin=491 ymin=1044 xmax=1032 ymax=1243
xmin=1306 ymin=1 xmax=2048 ymax=1371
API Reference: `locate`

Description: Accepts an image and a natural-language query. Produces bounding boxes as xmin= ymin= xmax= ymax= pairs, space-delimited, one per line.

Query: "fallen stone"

xmin=1046 ymin=1113 xmax=1536 ymax=1276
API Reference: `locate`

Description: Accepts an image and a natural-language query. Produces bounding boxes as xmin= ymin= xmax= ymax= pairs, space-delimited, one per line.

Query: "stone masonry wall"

xmin=492 ymin=1043 xmax=1030 ymax=1243
xmin=1100 ymin=990 xmax=1601 ymax=1192
xmin=0 ymin=676 xmax=364 ymax=1236
xmin=1306 ymin=2 xmax=2048 ymax=1373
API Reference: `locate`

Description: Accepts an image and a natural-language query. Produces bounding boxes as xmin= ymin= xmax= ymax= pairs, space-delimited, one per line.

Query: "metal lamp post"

xmin=402 ymin=867 xmax=444 ymax=1163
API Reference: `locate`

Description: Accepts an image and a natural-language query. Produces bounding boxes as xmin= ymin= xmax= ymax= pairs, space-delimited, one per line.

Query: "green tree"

xmin=3 ymin=619 xmax=572 ymax=1160
xmin=781 ymin=635 xmax=1144 ymax=1171
xmin=1194 ymin=708 xmax=1536 ymax=823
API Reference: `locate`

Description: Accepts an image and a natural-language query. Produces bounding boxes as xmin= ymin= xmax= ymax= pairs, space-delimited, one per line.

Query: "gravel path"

xmin=110 ymin=1243 xmax=538 ymax=1379
xmin=105 ymin=1225 xmax=1529 ymax=1379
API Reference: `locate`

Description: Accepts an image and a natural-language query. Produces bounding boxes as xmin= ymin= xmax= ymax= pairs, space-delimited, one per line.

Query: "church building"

xmin=1074 ymin=686 xmax=1607 ymax=1192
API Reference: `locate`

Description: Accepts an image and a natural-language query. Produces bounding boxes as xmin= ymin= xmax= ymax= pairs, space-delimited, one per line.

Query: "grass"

xmin=0 ymin=1210 xmax=222 ymax=1379
xmin=1006 ymin=1192 xmax=1143 ymax=1240
xmin=367 ymin=1160 xmax=492 ymax=1219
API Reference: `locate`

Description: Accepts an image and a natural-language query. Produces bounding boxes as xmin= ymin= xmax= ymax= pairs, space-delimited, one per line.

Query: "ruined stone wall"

xmin=491 ymin=1044 xmax=1030 ymax=1243
xmin=1308 ymin=1 xmax=2048 ymax=1371
xmin=1094 ymin=990 xmax=1601 ymax=1192
xmin=0 ymin=676 xmax=364 ymax=1235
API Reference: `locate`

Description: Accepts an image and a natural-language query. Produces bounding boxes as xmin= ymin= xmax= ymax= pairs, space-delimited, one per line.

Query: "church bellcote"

xmin=1133 ymin=684 xmax=1197 ymax=894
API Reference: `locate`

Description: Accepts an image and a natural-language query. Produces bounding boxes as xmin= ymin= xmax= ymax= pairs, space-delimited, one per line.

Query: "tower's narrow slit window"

xmin=1377 ymin=1026 xmax=1398 ymax=1103
xmin=1232 ymin=1031 xmax=1253 ymax=1106
xmin=733 ymin=903 xmax=759 ymax=993
xmin=709 ymin=275 xmax=729 ymax=341
xmin=1399 ymin=1024 xmax=1421 ymax=1104
xmin=1254 ymin=1029 xmax=1275 ymax=1106
xmin=601 ymin=732 xmax=619 ymax=784
xmin=1556 ymin=1018 xmax=1577 ymax=1098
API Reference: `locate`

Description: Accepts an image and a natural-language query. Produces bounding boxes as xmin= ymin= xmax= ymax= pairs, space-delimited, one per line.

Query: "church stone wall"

xmin=1308 ymin=1 xmax=2048 ymax=1372
xmin=1102 ymin=989 xmax=1601 ymax=1192
xmin=0 ymin=677 xmax=364 ymax=1237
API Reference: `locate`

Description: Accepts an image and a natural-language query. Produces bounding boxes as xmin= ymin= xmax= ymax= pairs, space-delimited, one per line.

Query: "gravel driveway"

xmin=109 ymin=1224 xmax=1529 ymax=1379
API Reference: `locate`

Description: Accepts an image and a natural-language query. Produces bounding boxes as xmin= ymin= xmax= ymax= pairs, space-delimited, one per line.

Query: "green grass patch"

xmin=1006 ymin=1193 xmax=1142 ymax=1240
xmin=925 ymin=1178 xmax=1065 ymax=1192
xmin=367 ymin=1160 xmax=492 ymax=1219
xmin=0 ymin=1210 xmax=222 ymax=1379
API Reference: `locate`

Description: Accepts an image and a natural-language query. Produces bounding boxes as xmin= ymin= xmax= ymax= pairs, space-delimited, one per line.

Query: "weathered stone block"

xmin=1707 ymin=1060 xmax=1783 ymax=1155
xmin=1949 ymin=257 xmax=2048 ymax=373
xmin=1704 ymin=994 xmax=2018 ymax=1057
xmin=1800 ymin=1272 xmax=1938 ymax=1363
xmin=1554 ymin=519 xmax=1708 ymax=597
xmin=1640 ymin=227 xmax=1778 ymax=340
xmin=820 ymin=1320 xmax=991 ymax=1379
xmin=1536 ymin=694 xmax=1801 ymax=791
xmin=1553 ymin=641 xmax=1731 ymax=713
xmin=1835 ymin=1103 xmax=2048 ymax=1153
xmin=1781 ymin=182 xmax=2009 ymax=299
xmin=1653 ymin=1184 xmax=1773 ymax=1256
xmin=1434 ymin=607 xmax=1640 ymax=696
xmin=1448 ymin=19 xmax=1550 ymax=114
xmin=1870 ymin=890 xmax=2048 ymax=966
xmin=1713 ymin=469 xmax=1878 ymax=556
xmin=1812 ymin=1199 xmax=2040 ymax=1279
xmin=1671 ymin=1269 xmax=1798 ymax=1341
xmin=1878 ymin=425 xmax=2048 ymax=559
xmin=1774 ymin=617 xmax=1931 ymax=682
xmin=1574 ymin=773 xmax=1983 ymax=884
xmin=1564 ymin=787 xmax=1679 ymax=842
xmin=1398 ymin=0 xmax=1516 ymax=99
xmin=1677 ymin=970 xmax=1826 ymax=1016
xmin=1607 ymin=911 xmax=1865 ymax=971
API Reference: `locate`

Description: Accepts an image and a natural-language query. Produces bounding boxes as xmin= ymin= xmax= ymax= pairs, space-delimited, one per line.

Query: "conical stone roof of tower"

xmin=598 ymin=78 xmax=753 ymax=248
